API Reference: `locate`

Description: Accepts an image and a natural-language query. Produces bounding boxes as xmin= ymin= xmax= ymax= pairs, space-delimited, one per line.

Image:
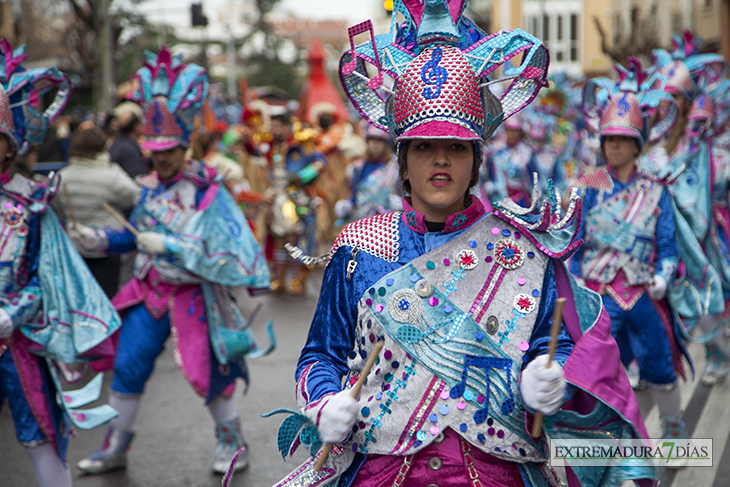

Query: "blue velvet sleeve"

xmin=295 ymin=247 xmax=359 ymax=402
xmin=106 ymin=227 xmax=137 ymax=254
xmin=525 ymin=259 xmax=575 ymax=364
xmin=655 ymin=188 xmax=679 ymax=263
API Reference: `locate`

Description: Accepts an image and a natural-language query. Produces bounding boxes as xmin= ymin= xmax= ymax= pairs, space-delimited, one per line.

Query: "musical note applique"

xmin=421 ymin=47 xmax=448 ymax=99
xmin=343 ymin=20 xmax=384 ymax=90
xmin=449 ymin=355 xmax=515 ymax=424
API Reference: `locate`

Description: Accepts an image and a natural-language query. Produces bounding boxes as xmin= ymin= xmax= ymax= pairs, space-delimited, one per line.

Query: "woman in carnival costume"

xmin=640 ymin=31 xmax=730 ymax=387
xmin=574 ymin=56 xmax=697 ymax=439
xmin=0 ymin=41 xmax=122 ymax=487
xmin=268 ymin=2 xmax=655 ymax=486
xmin=70 ymin=46 xmax=274 ymax=475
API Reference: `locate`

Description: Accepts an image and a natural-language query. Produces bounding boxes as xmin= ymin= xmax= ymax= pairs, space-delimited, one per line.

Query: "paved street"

xmin=4 ymin=270 xmax=730 ymax=486
xmin=1 ymin=273 xmax=323 ymax=487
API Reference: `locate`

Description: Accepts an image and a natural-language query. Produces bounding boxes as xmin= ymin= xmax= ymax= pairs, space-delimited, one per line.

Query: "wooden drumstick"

xmin=102 ymin=202 xmax=139 ymax=237
xmin=314 ymin=339 xmax=385 ymax=471
xmin=530 ymin=297 xmax=567 ymax=439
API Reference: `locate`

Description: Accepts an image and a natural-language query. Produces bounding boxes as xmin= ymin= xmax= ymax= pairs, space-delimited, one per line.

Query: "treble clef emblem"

xmin=616 ymin=92 xmax=630 ymax=117
xmin=421 ymin=47 xmax=448 ymax=100
xmin=152 ymin=100 xmax=164 ymax=133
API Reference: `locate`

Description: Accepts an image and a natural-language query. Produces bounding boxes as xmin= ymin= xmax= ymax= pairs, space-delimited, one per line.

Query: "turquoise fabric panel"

xmin=175 ymin=186 xmax=270 ymax=289
xmin=20 ymin=209 xmax=122 ymax=363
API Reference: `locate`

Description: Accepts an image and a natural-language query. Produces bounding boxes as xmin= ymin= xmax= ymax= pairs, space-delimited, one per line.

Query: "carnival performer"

xmin=70 ymin=46 xmax=273 ymax=475
xmin=481 ymin=115 xmax=537 ymax=207
xmin=573 ymin=57 xmax=694 ymax=440
xmin=265 ymin=114 xmax=327 ymax=295
xmin=334 ymin=125 xmax=401 ymax=225
xmin=269 ymin=3 xmax=654 ymax=486
xmin=0 ymin=41 xmax=122 ymax=487
xmin=641 ymin=31 xmax=729 ymax=386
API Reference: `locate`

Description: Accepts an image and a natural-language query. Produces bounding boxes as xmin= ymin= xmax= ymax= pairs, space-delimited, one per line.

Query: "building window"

xmin=557 ymin=16 xmax=563 ymax=41
xmin=570 ymin=14 xmax=578 ymax=61
xmin=543 ymin=14 xmax=550 ymax=41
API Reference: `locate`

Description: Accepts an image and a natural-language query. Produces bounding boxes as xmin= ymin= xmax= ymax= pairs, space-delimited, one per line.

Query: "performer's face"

xmin=405 ymin=138 xmax=474 ymax=222
xmin=366 ymin=138 xmax=389 ymax=160
xmin=505 ymin=128 xmax=521 ymax=146
xmin=151 ymin=146 xmax=187 ymax=180
xmin=603 ymin=135 xmax=639 ymax=170
xmin=271 ymin=119 xmax=290 ymax=143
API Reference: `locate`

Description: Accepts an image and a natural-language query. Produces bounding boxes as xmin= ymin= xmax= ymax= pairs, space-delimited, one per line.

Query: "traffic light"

xmin=191 ymin=3 xmax=208 ymax=27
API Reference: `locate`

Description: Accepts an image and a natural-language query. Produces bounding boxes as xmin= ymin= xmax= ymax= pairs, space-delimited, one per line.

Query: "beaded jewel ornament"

xmin=0 ymin=39 xmax=71 ymax=149
xmin=128 ymin=45 xmax=208 ymax=151
xmin=338 ymin=0 xmax=548 ymax=142
xmin=583 ymin=56 xmax=678 ymax=149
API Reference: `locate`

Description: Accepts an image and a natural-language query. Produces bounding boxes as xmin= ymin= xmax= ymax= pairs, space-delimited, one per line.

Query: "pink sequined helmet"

xmin=688 ymin=93 xmax=714 ymax=121
xmin=660 ymin=60 xmax=696 ymax=101
xmin=584 ymin=56 xmax=677 ymax=150
xmin=0 ymin=86 xmax=17 ymax=151
xmin=598 ymin=92 xmax=645 ymax=147
xmin=392 ymin=45 xmax=485 ymax=141
xmin=141 ymin=97 xmax=184 ymax=152
xmin=338 ymin=0 xmax=549 ymax=145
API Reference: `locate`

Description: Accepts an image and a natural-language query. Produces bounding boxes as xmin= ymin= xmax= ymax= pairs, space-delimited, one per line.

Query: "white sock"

xmin=25 ymin=443 xmax=72 ymax=487
xmin=109 ymin=394 xmax=142 ymax=429
xmin=652 ymin=385 xmax=682 ymax=419
xmin=698 ymin=314 xmax=725 ymax=347
xmin=208 ymin=394 xmax=239 ymax=423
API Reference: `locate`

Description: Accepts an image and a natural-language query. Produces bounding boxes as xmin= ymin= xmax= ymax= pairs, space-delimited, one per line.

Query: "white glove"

xmin=334 ymin=199 xmax=354 ymax=219
xmin=136 ymin=232 xmax=169 ymax=255
xmin=648 ymin=274 xmax=668 ymax=300
xmin=0 ymin=308 xmax=13 ymax=339
xmin=317 ymin=390 xmax=358 ymax=444
xmin=520 ymin=354 xmax=566 ymax=416
xmin=67 ymin=223 xmax=102 ymax=252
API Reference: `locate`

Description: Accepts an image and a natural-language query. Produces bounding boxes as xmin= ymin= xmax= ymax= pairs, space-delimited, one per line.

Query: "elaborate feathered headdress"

xmin=583 ymin=56 xmax=678 ymax=149
xmin=128 ymin=46 xmax=208 ymax=151
xmin=0 ymin=39 xmax=71 ymax=151
xmin=338 ymin=0 xmax=548 ymax=143
xmin=652 ymin=30 xmax=727 ymax=101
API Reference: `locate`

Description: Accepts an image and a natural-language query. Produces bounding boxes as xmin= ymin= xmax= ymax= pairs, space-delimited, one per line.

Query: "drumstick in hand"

xmin=314 ymin=339 xmax=385 ymax=471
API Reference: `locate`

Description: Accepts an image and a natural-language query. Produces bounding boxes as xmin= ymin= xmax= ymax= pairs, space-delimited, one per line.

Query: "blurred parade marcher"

xmin=71 ymin=46 xmax=272 ymax=476
xmin=266 ymin=3 xmax=656 ymax=487
xmin=53 ymin=125 xmax=139 ymax=298
xmin=481 ymin=114 xmax=537 ymax=207
xmin=109 ymin=102 xmax=148 ymax=179
xmin=334 ymin=125 xmax=401 ymax=224
xmin=191 ymin=130 xmax=244 ymax=190
xmin=0 ymin=42 xmax=122 ymax=487
xmin=523 ymin=113 xmax=566 ymax=195
xmin=641 ymin=31 xmax=729 ymax=386
xmin=265 ymin=114 xmax=326 ymax=295
xmin=311 ymin=102 xmax=349 ymax=246
xmin=574 ymin=57 xmax=692 ymax=439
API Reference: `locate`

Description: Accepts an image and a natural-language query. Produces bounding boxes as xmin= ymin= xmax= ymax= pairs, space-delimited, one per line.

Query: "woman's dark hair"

xmin=69 ymin=125 xmax=108 ymax=158
xmin=191 ymin=131 xmax=217 ymax=160
xmin=118 ymin=113 xmax=139 ymax=135
xmin=397 ymin=140 xmax=481 ymax=196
